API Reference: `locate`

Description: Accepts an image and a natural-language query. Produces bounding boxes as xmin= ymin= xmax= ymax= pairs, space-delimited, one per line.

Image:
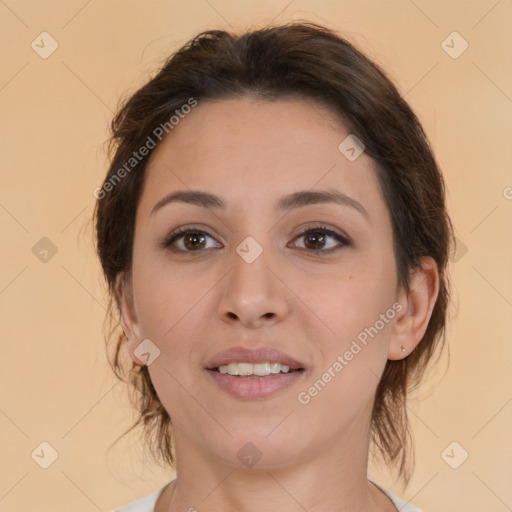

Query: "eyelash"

xmin=158 ymin=224 xmax=351 ymax=256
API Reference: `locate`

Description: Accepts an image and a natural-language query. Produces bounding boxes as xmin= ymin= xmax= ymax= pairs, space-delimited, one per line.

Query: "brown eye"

xmin=182 ymin=232 xmax=207 ymax=250
xmin=290 ymin=225 xmax=350 ymax=253
xmin=159 ymin=224 xmax=349 ymax=255
xmin=160 ymin=228 xmax=221 ymax=253
xmin=302 ymin=231 xmax=327 ymax=250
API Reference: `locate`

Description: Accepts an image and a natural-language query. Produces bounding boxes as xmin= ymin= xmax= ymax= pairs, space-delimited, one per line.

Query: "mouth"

xmin=209 ymin=362 xmax=305 ymax=378
xmin=204 ymin=347 xmax=307 ymax=399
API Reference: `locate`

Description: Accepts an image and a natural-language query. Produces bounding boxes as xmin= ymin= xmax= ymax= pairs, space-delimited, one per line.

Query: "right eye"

xmin=158 ymin=227 xmax=222 ymax=253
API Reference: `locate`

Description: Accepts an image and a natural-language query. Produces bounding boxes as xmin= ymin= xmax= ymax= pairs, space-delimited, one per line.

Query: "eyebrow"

xmin=151 ymin=189 xmax=369 ymax=221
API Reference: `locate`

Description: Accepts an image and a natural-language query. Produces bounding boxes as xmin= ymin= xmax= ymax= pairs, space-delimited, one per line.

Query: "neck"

xmin=159 ymin=414 xmax=395 ymax=511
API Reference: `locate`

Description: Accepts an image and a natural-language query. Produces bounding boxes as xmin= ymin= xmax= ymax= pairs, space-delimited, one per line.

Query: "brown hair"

xmin=94 ymin=21 xmax=454 ymax=485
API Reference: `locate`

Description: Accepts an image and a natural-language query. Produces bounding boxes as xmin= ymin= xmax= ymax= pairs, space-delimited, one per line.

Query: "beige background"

xmin=1 ymin=1 xmax=511 ymax=511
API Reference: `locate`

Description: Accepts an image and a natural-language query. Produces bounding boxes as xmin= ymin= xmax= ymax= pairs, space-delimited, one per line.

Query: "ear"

xmin=115 ymin=273 xmax=144 ymax=366
xmin=388 ymin=256 xmax=440 ymax=360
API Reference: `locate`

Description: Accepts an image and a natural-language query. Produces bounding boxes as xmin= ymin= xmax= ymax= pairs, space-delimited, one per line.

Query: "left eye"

xmin=160 ymin=228 xmax=220 ymax=252
xmin=290 ymin=226 xmax=350 ymax=253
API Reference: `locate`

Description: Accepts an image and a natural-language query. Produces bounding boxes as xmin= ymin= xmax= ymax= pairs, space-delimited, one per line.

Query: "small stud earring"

xmin=401 ymin=346 xmax=406 ymax=353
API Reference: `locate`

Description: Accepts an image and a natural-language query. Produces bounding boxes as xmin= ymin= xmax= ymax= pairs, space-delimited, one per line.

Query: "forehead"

xmin=139 ymin=97 xmax=386 ymax=220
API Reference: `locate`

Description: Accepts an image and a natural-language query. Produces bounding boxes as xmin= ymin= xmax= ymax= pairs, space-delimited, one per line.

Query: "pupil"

xmin=306 ymin=232 xmax=324 ymax=249
xmin=185 ymin=233 xmax=205 ymax=250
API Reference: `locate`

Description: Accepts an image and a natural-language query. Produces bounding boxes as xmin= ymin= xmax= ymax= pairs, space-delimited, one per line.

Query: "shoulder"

xmin=110 ymin=480 xmax=423 ymax=512
xmin=369 ymin=480 xmax=424 ymax=512
xmin=107 ymin=482 xmax=171 ymax=512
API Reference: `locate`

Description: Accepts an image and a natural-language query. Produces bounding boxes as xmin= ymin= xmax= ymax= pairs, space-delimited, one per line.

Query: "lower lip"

xmin=206 ymin=369 xmax=305 ymax=399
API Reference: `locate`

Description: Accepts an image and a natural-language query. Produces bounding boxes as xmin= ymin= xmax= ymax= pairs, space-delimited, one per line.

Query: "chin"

xmin=210 ymin=431 xmax=305 ymax=470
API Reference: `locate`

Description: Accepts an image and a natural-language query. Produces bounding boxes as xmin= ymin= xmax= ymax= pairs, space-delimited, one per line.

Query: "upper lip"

xmin=205 ymin=346 xmax=305 ymax=370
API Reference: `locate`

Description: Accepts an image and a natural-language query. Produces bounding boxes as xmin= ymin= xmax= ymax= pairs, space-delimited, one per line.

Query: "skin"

xmin=117 ymin=97 xmax=439 ymax=512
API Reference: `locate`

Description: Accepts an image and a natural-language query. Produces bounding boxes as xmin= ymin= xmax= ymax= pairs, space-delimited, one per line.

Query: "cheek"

xmin=131 ymin=255 xmax=216 ymax=390
xmin=301 ymin=252 xmax=397 ymax=344
xmin=136 ymin=268 xmax=208 ymax=421
xmin=298 ymin=288 xmax=395 ymax=428
xmin=299 ymin=255 xmax=396 ymax=413
xmin=132 ymin=248 xmax=199 ymax=338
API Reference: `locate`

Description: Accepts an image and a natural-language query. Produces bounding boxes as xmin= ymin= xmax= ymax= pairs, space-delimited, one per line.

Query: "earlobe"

xmin=388 ymin=257 xmax=440 ymax=360
xmin=115 ymin=273 xmax=144 ymax=366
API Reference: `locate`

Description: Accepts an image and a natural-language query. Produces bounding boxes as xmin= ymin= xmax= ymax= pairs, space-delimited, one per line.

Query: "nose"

xmin=217 ymin=245 xmax=290 ymax=329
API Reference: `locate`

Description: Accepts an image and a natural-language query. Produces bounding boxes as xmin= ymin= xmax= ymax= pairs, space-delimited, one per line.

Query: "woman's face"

xmin=120 ymin=97 xmax=406 ymax=469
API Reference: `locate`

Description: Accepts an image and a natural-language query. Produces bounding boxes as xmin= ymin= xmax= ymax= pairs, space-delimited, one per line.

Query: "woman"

xmin=96 ymin=21 xmax=453 ymax=512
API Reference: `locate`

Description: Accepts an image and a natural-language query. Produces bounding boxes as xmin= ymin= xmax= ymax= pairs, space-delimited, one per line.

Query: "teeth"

xmin=254 ymin=363 xmax=271 ymax=376
xmin=217 ymin=362 xmax=293 ymax=376
xmin=238 ymin=362 xmax=254 ymax=376
xmin=269 ymin=362 xmax=281 ymax=374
